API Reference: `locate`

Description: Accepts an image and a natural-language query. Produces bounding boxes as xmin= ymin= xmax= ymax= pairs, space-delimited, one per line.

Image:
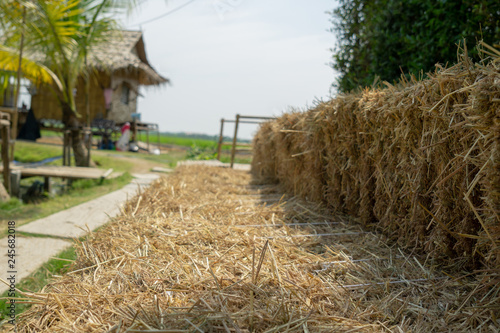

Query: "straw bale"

xmin=251 ymin=49 xmax=500 ymax=313
xmin=252 ymin=110 xmax=326 ymax=203
xmin=251 ymin=121 xmax=279 ymax=184
xmin=10 ymin=166 xmax=498 ymax=331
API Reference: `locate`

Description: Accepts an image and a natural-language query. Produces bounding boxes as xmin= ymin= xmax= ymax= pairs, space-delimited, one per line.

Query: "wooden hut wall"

xmin=31 ymin=85 xmax=61 ymax=120
xmin=75 ymin=72 xmax=110 ymax=124
xmin=31 ymin=72 xmax=113 ymax=124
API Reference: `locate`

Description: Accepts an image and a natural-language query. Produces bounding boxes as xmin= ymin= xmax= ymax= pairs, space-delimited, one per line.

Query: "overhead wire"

xmin=130 ymin=0 xmax=199 ymax=26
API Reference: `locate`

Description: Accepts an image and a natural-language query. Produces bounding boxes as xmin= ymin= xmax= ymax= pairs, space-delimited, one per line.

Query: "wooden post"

xmin=9 ymin=112 xmax=18 ymax=162
xmin=43 ymin=176 xmax=51 ymax=194
xmin=10 ymin=170 xmax=20 ymax=198
xmin=230 ymin=114 xmax=240 ymax=168
xmin=132 ymin=119 xmax=138 ymax=142
xmin=216 ymin=118 xmax=224 ymax=161
xmin=63 ymin=130 xmax=68 ymax=166
xmin=1 ymin=119 xmax=11 ymax=193
xmin=68 ymin=133 xmax=72 ymax=166
xmin=64 ymin=131 xmax=73 ymax=187
xmin=146 ymin=126 xmax=150 ymax=153
xmin=85 ymin=128 xmax=91 ymax=167
xmin=157 ymin=126 xmax=160 ymax=154
xmin=63 ymin=130 xmax=72 ymax=166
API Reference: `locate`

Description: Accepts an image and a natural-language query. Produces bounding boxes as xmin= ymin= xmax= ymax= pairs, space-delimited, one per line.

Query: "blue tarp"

xmin=13 ymin=156 xmax=64 ymax=167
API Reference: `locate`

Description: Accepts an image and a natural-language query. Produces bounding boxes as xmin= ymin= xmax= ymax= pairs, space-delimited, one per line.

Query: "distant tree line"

xmin=330 ymin=0 xmax=500 ymax=92
xmin=161 ymin=132 xmax=251 ymax=143
xmin=162 ymin=132 xmax=219 ymax=141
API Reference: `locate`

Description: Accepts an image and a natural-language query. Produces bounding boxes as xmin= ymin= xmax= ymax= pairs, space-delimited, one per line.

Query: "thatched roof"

xmin=90 ymin=30 xmax=168 ymax=86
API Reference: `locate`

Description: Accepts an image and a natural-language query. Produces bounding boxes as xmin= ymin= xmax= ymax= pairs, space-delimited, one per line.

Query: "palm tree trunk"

xmin=11 ymin=6 xmax=27 ymax=161
xmin=71 ymin=129 xmax=90 ymax=167
xmin=61 ymin=101 xmax=89 ymax=167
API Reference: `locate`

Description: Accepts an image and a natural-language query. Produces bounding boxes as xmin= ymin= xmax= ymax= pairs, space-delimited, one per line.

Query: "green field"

xmin=40 ymin=130 xmax=250 ymax=151
xmin=144 ymin=134 xmax=218 ymax=149
xmin=42 ymin=130 xmax=229 ymax=149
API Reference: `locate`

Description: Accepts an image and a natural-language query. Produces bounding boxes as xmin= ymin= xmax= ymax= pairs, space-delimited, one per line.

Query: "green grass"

xmin=91 ymin=151 xmax=134 ymax=173
xmin=148 ymin=136 xmax=250 ymax=151
xmin=219 ymin=155 xmax=252 ymax=165
xmin=0 ymin=246 xmax=77 ymax=324
xmin=39 ymin=130 xmax=61 ymax=138
xmin=14 ymin=141 xmax=61 ymax=163
xmin=0 ymin=198 xmax=22 ymax=212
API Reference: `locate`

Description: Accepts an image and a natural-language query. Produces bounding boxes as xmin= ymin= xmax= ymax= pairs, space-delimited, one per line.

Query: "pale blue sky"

xmin=122 ymin=0 xmax=338 ymax=138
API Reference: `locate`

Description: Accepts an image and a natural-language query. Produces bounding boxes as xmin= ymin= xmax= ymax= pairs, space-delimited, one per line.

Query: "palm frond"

xmin=0 ymin=46 xmax=62 ymax=90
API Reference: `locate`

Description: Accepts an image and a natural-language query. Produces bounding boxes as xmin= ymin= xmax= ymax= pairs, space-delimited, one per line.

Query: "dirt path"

xmin=91 ymin=151 xmax=168 ymax=173
xmin=14 ymin=165 xmax=488 ymax=332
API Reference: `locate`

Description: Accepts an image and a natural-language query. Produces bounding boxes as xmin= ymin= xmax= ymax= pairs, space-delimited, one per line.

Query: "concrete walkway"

xmin=0 ymin=173 xmax=160 ymax=294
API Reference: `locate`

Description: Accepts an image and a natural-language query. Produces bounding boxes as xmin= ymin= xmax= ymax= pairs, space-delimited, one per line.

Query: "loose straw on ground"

xmin=11 ymin=166 xmax=497 ymax=332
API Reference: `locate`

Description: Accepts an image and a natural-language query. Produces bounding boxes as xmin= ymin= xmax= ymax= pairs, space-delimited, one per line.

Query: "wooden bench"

xmin=0 ymin=165 xmax=118 ymax=197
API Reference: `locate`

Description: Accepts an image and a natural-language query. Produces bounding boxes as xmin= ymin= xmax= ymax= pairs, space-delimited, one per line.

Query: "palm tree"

xmin=0 ymin=0 xmax=143 ymax=166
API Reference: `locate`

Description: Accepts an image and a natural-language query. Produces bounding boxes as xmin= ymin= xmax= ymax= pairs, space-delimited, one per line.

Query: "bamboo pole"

xmin=146 ymin=125 xmax=150 ymax=153
xmin=217 ymin=118 xmax=224 ymax=161
xmin=10 ymin=6 xmax=27 ymax=161
xmin=62 ymin=131 xmax=67 ymax=166
xmin=222 ymin=120 xmax=262 ymax=124
xmin=230 ymin=114 xmax=240 ymax=168
xmin=85 ymin=52 xmax=91 ymax=167
xmin=238 ymin=115 xmax=275 ymax=120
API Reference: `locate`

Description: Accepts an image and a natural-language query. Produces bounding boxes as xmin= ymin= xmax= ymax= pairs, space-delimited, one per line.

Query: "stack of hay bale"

xmin=252 ymin=47 xmax=499 ymax=272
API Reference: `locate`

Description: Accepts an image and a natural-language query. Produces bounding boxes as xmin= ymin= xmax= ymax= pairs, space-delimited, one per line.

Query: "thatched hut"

xmin=30 ymin=30 xmax=168 ymax=125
